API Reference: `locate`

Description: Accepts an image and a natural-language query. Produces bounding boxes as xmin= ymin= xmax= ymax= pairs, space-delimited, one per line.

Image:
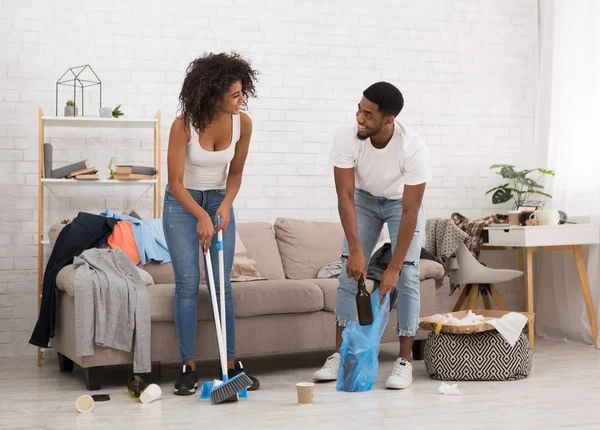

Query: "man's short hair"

xmin=363 ymin=82 xmax=404 ymax=117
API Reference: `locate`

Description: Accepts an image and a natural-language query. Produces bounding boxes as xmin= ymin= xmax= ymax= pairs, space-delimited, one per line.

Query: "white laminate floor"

xmin=1 ymin=338 xmax=599 ymax=430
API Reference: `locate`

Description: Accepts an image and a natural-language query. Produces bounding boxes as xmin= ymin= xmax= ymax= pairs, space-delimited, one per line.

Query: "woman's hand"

xmin=197 ymin=211 xmax=215 ymax=254
xmin=214 ymin=202 xmax=231 ymax=233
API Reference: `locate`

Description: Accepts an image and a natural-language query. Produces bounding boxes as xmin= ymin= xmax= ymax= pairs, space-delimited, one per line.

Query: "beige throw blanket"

xmin=231 ymin=231 xmax=265 ymax=282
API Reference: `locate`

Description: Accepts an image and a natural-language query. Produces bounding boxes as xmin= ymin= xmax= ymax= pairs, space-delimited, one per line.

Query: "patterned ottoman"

xmin=424 ymin=330 xmax=533 ymax=381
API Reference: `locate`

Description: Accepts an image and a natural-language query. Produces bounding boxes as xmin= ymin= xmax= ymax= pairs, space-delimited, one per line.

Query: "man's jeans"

xmin=336 ymin=188 xmax=425 ymax=337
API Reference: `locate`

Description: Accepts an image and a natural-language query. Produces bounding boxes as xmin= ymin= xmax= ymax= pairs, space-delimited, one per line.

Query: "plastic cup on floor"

xmin=140 ymin=383 xmax=162 ymax=404
xmin=76 ymin=394 xmax=95 ymax=413
xmin=296 ymin=382 xmax=314 ymax=405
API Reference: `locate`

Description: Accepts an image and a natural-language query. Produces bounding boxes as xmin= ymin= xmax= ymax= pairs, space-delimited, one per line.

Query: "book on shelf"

xmin=67 ymin=166 xmax=97 ymax=178
xmin=115 ymin=165 xmax=157 ymax=176
xmin=43 ymin=143 xmax=53 ymax=178
xmin=74 ymin=172 xmax=99 ymax=180
xmin=52 ymin=160 xmax=90 ymax=179
xmin=112 ymin=173 xmax=156 ymax=180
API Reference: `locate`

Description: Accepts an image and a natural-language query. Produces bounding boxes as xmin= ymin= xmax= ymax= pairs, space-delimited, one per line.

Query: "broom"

xmin=204 ymin=216 xmax=252 ymax=405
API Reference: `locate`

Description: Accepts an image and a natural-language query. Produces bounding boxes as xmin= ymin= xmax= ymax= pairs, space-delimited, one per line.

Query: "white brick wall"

xmin=0 ymin=0 xmax=538 ymax=356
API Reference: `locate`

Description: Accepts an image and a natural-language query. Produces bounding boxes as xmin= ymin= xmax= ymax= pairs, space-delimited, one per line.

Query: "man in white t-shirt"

xmin=313 ymin=82 xmax=431 ymax=389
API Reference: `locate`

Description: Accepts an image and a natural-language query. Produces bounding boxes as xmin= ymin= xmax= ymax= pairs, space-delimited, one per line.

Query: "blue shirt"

xmin=99 ymin=209 xmax=171 ymax=265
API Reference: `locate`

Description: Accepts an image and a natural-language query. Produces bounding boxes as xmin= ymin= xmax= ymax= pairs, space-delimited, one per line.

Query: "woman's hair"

xmin=178 ymin=52 xmax=258 ymax=133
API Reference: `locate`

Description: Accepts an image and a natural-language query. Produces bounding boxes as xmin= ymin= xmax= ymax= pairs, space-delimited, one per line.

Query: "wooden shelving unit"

xmin=41 ymin=178 xmax=158 ymax=185
xmin=36 ymin=107 xmax=162 ymax=367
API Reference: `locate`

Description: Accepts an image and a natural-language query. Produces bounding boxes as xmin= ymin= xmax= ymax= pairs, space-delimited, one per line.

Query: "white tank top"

xmin=183 ymin=114 xmax=240 ymax=191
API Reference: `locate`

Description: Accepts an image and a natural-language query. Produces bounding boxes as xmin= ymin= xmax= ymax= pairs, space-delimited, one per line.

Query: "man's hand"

xmin=346 ymin=252 xmax=366 ymax=281
xmin=379 ymin=266 xmax=401 ymax=304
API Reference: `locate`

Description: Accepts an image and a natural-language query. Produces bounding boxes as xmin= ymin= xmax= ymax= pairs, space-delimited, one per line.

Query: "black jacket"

xmin=367 ymin=243 xmax=441 ymax=282
xmin=367 ymin=243 xmax=441 ymax=310
xmin=29 ymin=212 xmax=117 ymax=348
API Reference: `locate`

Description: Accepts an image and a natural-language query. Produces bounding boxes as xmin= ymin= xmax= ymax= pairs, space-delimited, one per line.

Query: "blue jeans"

xmin=162 ymin=185 xmax=236 ymax=361
xmin=336 ymin=188 xmax=425 ymax=337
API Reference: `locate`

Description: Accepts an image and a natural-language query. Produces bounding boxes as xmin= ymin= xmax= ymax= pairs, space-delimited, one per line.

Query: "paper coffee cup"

xmin=140 ymin=383 xmax=162 ymax=404
xmin=508 ymin=211 xmax=520 ymax=226
xmin=76 ymin=394 xmax=95 ymax=413
xmin=296 ymin=382 xmax=314 ymax=405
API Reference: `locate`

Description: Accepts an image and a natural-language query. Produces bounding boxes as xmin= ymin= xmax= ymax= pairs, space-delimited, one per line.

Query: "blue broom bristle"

xmin=210 ymin=372 xmax=253 ymax=405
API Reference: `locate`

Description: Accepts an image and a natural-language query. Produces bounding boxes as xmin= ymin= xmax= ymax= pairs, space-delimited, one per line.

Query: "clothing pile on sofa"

xmin=29 ymin=210 xmax=168 ymax=373
xmin=100 ymin=208 xmax=171 ymax=265
xmin=74 ymin=247 xmax=152 ymax=373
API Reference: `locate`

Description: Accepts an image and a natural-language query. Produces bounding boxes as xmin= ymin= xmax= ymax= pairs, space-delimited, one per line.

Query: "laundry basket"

xmin=419 ymin=310 xmax=534 ymax=381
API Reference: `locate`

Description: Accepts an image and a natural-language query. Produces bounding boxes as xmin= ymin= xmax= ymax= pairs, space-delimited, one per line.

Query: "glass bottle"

xmin=356 ymin=275 xmax=373 ymax=325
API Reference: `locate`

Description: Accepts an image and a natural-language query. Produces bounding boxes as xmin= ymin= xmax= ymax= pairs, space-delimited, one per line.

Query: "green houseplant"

xmin=486 ymin=164 xmax=555 ymax=209
xmin=64 ymin=100 xmax=78 ymax=117
xmin=112 ymin=104 xmax=124 ymax=118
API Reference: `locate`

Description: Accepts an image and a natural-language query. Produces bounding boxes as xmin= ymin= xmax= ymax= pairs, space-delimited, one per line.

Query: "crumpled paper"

xmin=427 ymin=310 xmax=486 ymax=326
xmin=425 ymin=311 xmax=528 ymax=347
xmin=438 ymin=382 xmax=462 ymax=395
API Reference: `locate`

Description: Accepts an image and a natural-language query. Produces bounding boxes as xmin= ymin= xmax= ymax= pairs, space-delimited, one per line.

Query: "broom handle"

xmin=217 ymin=216 xmax=226 ymax=368
xmin=205 ymin=250 xmax=228 ymax=377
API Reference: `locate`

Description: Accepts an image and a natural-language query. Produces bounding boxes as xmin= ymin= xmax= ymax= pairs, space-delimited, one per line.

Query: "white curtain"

xmin=533 ymin=0 xmax=600 ymax=348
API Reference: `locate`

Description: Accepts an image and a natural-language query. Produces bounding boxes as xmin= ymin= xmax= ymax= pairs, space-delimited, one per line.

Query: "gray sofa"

xmin=49 ymin=217 xmax=444 ymax=390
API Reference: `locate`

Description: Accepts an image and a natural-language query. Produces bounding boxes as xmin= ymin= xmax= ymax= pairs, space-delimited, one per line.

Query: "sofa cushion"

xmin=236 ymin=222 xmax=286 ymax=280
xmin=310 ymin=278 xmax=375 ymax=312
xmin=148 ymin=280 xmax=325 ymax=322
xmin=232 ymin=280 xmax=324 ymax=317
xmin=274 ymin=218 xmax=345 ymax=280
xmin=141 ymin=261 xmax=174 ymax=284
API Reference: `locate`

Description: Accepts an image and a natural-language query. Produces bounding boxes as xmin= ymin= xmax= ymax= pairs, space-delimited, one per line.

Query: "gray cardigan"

xmin=73 ymin=248 xmax=151 ymax=373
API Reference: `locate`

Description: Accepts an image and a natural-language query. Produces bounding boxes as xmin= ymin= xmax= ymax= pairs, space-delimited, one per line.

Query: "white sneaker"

xmin=385 ymin=358 xmax=413 ymax=389
xmin=313 ymin=352 xmax=340 ymax=381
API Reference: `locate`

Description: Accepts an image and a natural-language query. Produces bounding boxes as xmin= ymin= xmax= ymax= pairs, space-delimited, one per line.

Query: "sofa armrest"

xmin=419 ymin=259 xmax=444 ymax=281
xmin=49 ymin=222 xmax=66 ymax=247
xmin=56 ymin=264 xmax=76 ymax=297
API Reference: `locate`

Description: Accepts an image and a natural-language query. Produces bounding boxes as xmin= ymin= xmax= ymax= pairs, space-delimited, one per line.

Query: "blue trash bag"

xmin=336 ymin=292 xmax=390 ymax=392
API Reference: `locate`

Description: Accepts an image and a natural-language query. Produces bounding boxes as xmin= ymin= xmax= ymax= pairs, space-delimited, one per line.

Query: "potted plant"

xmin=112 ymin=104 xmax=124 ymax=118
xmin=486 ymin=164 xmax=555 ymax=210
xmin=99 ymin=106 xmax=113 ymax=118
xmin=64 ymin=100 xmax=78 ymax=117
xmin=108 ymin=157 xmax=117 ymax=178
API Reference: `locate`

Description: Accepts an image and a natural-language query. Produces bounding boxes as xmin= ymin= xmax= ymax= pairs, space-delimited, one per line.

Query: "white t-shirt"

xmin=330 ymin=121 xmax=432 ymax=200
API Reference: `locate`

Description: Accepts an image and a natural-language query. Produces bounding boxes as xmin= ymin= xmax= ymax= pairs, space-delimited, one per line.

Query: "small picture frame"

xmin=516 ymin=206 xmax=538 ymax=212
xmin=517 ymin=200 xmax=545 ymax=211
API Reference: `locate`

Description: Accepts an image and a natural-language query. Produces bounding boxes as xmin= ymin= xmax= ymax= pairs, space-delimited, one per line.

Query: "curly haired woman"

xmin=163 ymin=52 xmax=259 ymax=395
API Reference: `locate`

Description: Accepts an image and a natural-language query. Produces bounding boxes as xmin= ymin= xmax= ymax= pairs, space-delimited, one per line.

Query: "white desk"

xmin=482 ymin=224 xmax=600 ymax=351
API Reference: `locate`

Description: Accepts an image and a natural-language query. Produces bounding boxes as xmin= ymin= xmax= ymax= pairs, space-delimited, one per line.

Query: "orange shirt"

xmin=107 ymin=221 xmax=141 ymax=265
